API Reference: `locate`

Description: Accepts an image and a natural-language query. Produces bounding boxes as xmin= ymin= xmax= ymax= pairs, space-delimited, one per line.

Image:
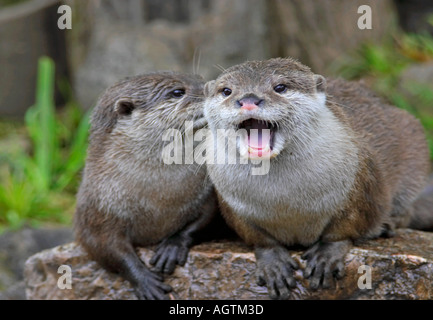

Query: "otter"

xmin=74 ymin=71 xmax=216 ymax=300
xmin=202 ymin=58 xmax=431 ymax=299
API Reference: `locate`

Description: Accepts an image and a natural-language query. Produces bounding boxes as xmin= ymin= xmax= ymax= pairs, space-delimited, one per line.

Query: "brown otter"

xmin=202 ymin=57 xmax=431 ymax=299
xmin=74 ymin=71 xmax=216 ymax=300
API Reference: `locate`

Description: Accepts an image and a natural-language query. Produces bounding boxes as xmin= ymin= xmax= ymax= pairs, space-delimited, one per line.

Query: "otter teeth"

xmin=248 ymin=145 xmax=271 ymax=153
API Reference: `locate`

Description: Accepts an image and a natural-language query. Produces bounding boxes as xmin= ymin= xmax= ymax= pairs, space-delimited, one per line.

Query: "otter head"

xmin=203 ymin=58 xmax=326 ymax=160
xmin=90 ymin=71 xmax=205 ymax=155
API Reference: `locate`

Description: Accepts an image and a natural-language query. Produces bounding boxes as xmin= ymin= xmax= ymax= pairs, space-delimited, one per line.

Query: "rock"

xmin=71 ymin=0 xmax=400 ymax=109
xmin=188 ymin=0 xmax=270 ymax=79
xmin=73 ymin=20 xmax=184 ymax=109
xmin=400 ymin=62 xmax=433 ymax=86
xmin=24 ymin=229 xmax=433 ymax=300
xmin=72 ymin=0 xmax=271 ymax=109
xmin=0 ymin=0 xmax=69 ymax=118
xmin=398 ymin=62 xmax=433 ymax=117
xmin=0 ymin=227 xmax=73 ymax=300
xmin=394 ymin=0 xmax=433 ymax=34
xmin=0 ymin=281 xmax=26 ymax=300
xmin=268 ymin=0 xmax=396 ymax=74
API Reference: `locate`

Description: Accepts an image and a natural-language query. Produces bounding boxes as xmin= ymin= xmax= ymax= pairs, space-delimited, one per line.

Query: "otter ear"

xmin=314 ymin=75 xmax=326 ymax=105
xmin=115 ymin=98 xmax=135 ymax=116
xmin=204 ymin=80 xmax=216 ymax=97
xmin=314 ymin=75 xmax=326 ymax=93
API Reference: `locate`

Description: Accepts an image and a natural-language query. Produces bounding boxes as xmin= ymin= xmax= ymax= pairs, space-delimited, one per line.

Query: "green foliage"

xmin=336 ymin=22 xmax=433 ymax=159
xmin=0 ymin=57 xmax=90 ymax=231
xmin=338 ymin=43 xmax=405 ymax=80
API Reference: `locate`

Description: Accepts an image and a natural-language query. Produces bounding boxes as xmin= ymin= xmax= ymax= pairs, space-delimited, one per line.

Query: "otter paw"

xmin=149 ymin=234 xmax=192 ymax=274
xmin=302 ymin=240 xmax=350 ymax=290
xmin=134 ymin=269 xmax=172 ymax=300
xmin=255 ymin=246 xmax=299 ymax=300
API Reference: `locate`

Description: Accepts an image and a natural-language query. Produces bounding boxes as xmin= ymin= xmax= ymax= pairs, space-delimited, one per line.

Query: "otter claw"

xmin=150 ymin=234 xmax=192 ymax=274
xmin=134 ymin=269 xmax=172 ymax=300
xmin=255 ymin=246 xmax=299 ymax=300
xmin=302 ymin=240 xmax=350 ymax=290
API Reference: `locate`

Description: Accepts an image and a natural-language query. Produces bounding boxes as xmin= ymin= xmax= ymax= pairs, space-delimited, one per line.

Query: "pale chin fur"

xmin=205 ymin=91 xmax=360 ymax=246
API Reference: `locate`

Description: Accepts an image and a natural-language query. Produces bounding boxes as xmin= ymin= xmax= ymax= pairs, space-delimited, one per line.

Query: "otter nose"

xmin=237 ymin=95 xmax=263 ymax=111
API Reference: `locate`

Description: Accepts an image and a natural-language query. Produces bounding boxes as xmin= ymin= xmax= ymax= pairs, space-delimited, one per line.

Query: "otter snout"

xmin=237 ymin=94 xmax=264 ymax=111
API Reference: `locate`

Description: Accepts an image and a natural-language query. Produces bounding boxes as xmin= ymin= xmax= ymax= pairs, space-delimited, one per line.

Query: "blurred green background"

xmin=1 ymin=0 xmax=433 ymax=232
xmin=0 ymin=57 xmax=89 ymax=232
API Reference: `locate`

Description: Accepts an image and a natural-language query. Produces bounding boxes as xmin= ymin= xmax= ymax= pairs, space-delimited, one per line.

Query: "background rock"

xmin=398 ymin=61 xmax=433 ymax=118
xmin=267 ymin=0 xmax=397 ymax=74
xmin=24 ymin=229 xmax=433 ymax=300
xmin=73 ymin=20 xmax=184 ymax=109
xmin=395 ymin=0 xmax=433 ymax=34
xmin=0 ymin=0 xmax=69 ymax=118
xmin=2 ymin=0 xmax=431 ymax=117
xmin=0 ymin=227 xmax=73 ymax=300
xmin=72 ymin=0 xmax=272 ymax=109
xmin=70 ymin=0 xmax=397 ymax=109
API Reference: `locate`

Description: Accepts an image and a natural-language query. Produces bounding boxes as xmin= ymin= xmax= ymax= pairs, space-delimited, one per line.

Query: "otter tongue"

xmin=248 ymin=120 xmax=271 ymax=150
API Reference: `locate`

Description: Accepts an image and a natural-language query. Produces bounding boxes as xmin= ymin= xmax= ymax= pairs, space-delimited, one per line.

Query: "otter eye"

xmin=221 ymin=88 xmax=232 ymax=97
xmin=274 ymin=84 xmax=288 ymax=94
xmin=170 ymin=89 xmax=185 ymax=98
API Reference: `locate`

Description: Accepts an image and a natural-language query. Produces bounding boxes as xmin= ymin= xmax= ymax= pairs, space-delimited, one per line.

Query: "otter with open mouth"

xmin=203 ymin=58 xmax=430 ymax=299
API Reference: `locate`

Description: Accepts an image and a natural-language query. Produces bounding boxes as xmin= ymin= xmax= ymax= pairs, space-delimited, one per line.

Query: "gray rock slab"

xmin=24 ymin=229 xmax=433 ymax=300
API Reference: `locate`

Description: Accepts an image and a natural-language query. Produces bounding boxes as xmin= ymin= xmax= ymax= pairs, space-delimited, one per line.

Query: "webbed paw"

xmin=302 ymin=240 xmax=350 ymax=290
xmin=255 ymin=246 xmax=299 ymax=300
xmin=134 ymin=269 xmax=172 ymax=300
xmin=149 ymin=234 xmax=192 ymax=274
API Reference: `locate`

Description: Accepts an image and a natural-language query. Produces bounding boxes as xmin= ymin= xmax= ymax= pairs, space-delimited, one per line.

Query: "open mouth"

xmin=237 ymin=118 xmax=277 ymax=159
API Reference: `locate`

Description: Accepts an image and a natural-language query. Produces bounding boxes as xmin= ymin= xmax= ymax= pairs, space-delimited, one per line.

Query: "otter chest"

xmin=225 ymin=190 xmax=335 ymax=246
xmin=214 ymin=159 xmax=355 ymax=246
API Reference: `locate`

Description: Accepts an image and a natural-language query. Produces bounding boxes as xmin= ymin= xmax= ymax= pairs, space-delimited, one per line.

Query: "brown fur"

xmin=326 ymin=78 xmax=430 ymax=233
xmin=203 ymin=58 xmax=431 ymax=299
xmin=74 ymin=71 xmax=216 ymax=300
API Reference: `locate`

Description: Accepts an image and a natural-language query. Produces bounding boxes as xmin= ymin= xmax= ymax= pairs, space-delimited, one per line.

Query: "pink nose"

xmin=241 ymin=103 xmax=258 ymax=111
xmin=238 ymin=96 xmax=262 ymax=111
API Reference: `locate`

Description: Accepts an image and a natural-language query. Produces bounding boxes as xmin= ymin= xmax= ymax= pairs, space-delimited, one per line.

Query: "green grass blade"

xmin=29 ymin=56 xmax=59 ymax=191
